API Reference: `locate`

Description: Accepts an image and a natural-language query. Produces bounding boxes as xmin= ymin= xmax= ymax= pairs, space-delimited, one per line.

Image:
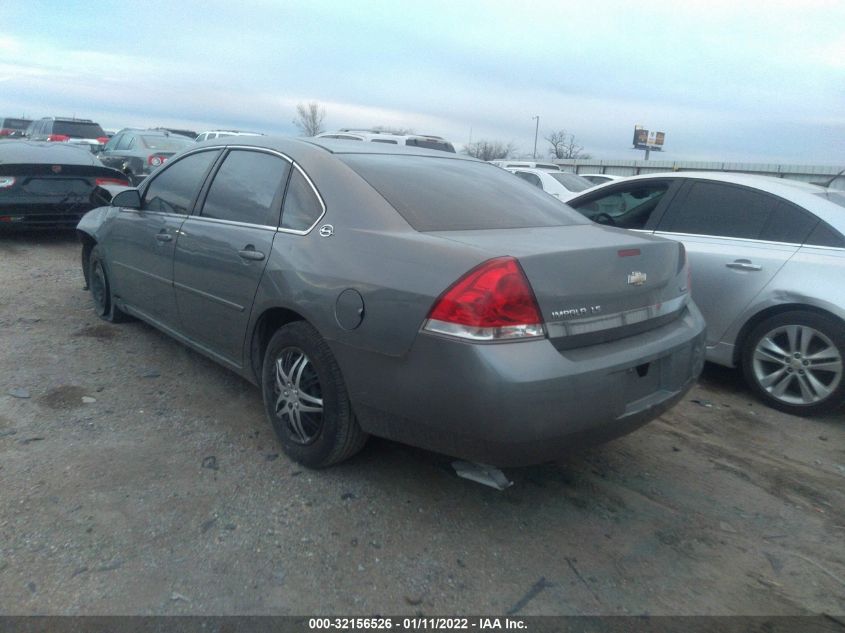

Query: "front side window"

xmin=660 ymin=181 xmax=775 ymax=239
xmin=281 ymin=168 xmax=323 ymax=232
xmin=142 ymin=150 xmax=219 ymax=215
xmin=201 ymin=150 xmax=290 ymax=226
xmin=570 ymin=183 xmax=669 ymax=230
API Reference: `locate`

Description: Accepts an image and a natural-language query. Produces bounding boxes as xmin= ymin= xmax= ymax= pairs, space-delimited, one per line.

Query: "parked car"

xmin=24 ymin=117 xmax=109 ymax=153
xmin=77 ymin=137 xmax=704 ymax=468
xmin=315 ymin=129 xmax=456 ymax=153
xmin=99 ymin=129 xmax=197 ymax=185
xmin=490 ymin=160 xmax=561 ymax=171
xmin=566 ymin=172 xmax=845 ymax=416
xmin=195 ymin=130 xmax=263 ymax=142
xmin=0 ymin=117 xmax=33 ymax=139
xmin=506 ymin=167 xmax=595 ymax=202
xmin=580 ymin=173 xmax=628 ymax=186
xmin=0 ymin=141 xmax=128 ymax=229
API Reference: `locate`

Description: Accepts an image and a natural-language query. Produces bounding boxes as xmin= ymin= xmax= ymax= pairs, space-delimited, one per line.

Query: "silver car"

xmin=567 ymin=172 xmax=845 ymax=416
xmin=77 ymin=137 xmax=705 ymax=467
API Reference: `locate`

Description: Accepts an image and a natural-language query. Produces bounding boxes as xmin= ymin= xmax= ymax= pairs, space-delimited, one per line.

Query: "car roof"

xmin=193 ymin=135 xmax=478 ymax=163
xmin=0 ymin=140 xmax=105 ymax=166
xmin=581 ymin=171 xmax=845 ymax=230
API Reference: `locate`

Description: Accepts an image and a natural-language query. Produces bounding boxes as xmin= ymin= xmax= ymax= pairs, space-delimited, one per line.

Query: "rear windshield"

xmin=141 ymin=135 xmax=194 ymax=151
xmin=53 ymin=121 xmax=106 ymax=139
xmin=550 ymin=172 xmax=594 ymax=192
xmin=404 ymin=138 xmax=456 ymax=153
xmin=339 ymin=154 xmax=585 ymax=231
xmin=2 ymin=118 xmax=31 ymax=130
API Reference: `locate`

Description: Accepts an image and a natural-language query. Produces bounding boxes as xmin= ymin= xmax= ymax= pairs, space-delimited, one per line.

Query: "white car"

xmin=315 ymin=129 xmax=456 ymax=153
xmin=506 ymin=167 xmax=595 ymax=202
xmin=196 ymin=130 xmax=263 ymax=142
xmin=490 ymin=160 xmax=561 ymax=171
xmin=580 ymin=173 xmax=628 ymax=186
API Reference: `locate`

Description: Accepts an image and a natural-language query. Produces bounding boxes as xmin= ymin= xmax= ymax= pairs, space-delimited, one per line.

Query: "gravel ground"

xmin=1 ymin=232 xmax=844 ymax=616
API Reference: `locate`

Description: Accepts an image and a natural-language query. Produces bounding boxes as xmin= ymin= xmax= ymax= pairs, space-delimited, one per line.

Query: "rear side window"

xmin=660 ymin=181 xmax=774 ymax=239
xmin=805 ymin=222 xmax=845 ymax=247
xmin=52 ymin=121 xmax=106 ymax=139
xmin=760 ymin=202 xmax=818 ymax=244
xmin=142 ymin=150 xmax=219 ymax=215
xmin=339 ymin=154 xmax=584 ymax=231
xmin=116 ymin=134 xmax=133 ymax=150
xmin=515 ymin=171 xmax=542 ymax=188
xmin=404 ymin=138 xmax=456 ymax=153
xmin=281 ymin=168 xmax=324 ymax=232
xmin=201 ymin=150 xmax=290 ymax=226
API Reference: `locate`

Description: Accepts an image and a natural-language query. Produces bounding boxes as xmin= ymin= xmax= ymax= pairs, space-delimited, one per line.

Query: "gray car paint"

xmin=78 ymin=137 xmax=706 ymax=465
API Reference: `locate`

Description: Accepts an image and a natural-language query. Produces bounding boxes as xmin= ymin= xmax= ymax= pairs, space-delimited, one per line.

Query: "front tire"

xmin=741 ymin=311 xmax=845 ymax=416
xmin=261 ymin=321 xmax=368 ymax=467
xmin=88 ymin=246 xmax=129 ymax=323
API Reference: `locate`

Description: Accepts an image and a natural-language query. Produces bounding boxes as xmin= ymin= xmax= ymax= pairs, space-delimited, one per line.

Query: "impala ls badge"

xmin=318 ymin=224 xmax=334 ymax=237
xmin=627 ymin=271 xmax=647 ymax=286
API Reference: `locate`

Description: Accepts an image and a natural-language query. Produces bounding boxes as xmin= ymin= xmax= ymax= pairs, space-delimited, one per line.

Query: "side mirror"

xmin=112 ymin=189 xmax=141 ymax=209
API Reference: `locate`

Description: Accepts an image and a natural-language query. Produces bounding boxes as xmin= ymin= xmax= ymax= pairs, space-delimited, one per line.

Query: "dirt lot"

xmin=1 ymin=232 xmax=844 ymax=616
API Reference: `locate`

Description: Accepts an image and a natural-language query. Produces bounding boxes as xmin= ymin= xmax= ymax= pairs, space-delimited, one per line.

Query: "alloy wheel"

xmin=273 ymin=347 xmax=324 ymax=444
xmin=752 ymin=324 xmax=843 ymax=406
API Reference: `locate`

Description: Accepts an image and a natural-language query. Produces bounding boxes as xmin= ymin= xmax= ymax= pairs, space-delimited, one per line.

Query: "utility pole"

xmin=532 ymin=115 xmax=539 ymax=159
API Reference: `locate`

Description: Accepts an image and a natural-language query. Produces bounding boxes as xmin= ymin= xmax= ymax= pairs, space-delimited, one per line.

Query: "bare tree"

xmin=293 ymin=102 xmax=326 ymax=137
xmin=463 ymin=140 xmax=516 ymax=161
xmin=545 ymin=130 xmax=590 ymax=159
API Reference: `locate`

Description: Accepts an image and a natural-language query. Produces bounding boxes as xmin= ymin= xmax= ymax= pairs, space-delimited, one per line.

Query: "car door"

xmin=172 ymin=148 xmax=292 ymax=366
xmin=107 ymin=149 xmax=220 ymax=330
xmin=653 ymin=180 xmax=801 ymax=347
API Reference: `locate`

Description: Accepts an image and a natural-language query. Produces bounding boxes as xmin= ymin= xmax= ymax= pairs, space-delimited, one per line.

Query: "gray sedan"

xmin=567 ymin=172 xmax=845 ymax=416
xmin=77 ymin=137 xmax=705 ymax=467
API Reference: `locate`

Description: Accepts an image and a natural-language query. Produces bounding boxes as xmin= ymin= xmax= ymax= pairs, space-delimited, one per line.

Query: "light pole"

xmin=532 ymin=115 xmax=539 ymax=159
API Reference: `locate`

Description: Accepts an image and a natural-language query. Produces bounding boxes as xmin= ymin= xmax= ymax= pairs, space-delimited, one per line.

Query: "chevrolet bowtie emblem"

xmin=627 ymin=271 xmax=647 ymax=286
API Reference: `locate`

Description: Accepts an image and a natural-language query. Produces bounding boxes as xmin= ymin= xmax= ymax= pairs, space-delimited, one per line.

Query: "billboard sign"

xmin=633 ymin=127 xmax=665 ymax=150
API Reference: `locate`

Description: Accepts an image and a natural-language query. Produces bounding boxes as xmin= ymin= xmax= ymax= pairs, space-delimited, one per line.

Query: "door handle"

xmin=155 ymin=232 xmax=172 ymax=243
xmin=238 ymin=247 xmax=265 ymax=261
xmin=726 ymin=259 xmax=761 ymax=271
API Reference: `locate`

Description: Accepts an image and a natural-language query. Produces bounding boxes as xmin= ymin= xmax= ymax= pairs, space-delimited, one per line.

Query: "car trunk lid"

xmin=429 ymin=224 xmax=688 ymax=347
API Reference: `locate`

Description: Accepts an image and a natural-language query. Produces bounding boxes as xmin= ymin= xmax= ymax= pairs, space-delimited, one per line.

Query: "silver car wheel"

xmin=752 ymin=324 xmax=843 ymax=406
xmin=273 ymin=347 xmax=324 ymax=445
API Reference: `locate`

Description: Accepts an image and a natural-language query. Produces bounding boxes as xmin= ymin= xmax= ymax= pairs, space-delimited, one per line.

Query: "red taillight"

xmin=0 ymin=129 xmax=12 ymax=136
xmin=148 ymin=155 xmax=167 ymax=167
xmin=95 ymin=177 xmax=130 ymax=187
xmin=47 ymin=134 xmax=70 ymax=142
xmin=96 ymin=136 xmax=109 ymax=145
xmin=424 ymin=257 xmax=545 ymax=341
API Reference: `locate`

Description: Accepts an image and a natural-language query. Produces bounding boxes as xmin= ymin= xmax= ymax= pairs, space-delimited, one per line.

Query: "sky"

xmin=1 ymin=0 xmax=843 ymax=164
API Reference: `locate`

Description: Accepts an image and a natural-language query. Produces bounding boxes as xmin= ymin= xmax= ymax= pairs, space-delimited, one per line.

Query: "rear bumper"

xmin=339 ymin=303 xmax=706 ymax=466
xmin=0 ymin=204 xmax=95 ymax=229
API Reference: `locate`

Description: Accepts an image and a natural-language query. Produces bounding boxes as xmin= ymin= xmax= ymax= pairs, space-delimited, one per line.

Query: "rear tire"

xmin=741 ymin=310 xmax=845 ymax=416
xmin=261 ymin=321 xmax=368 ymax=467
xmin=88 ymin=246 xmax=130 ymax=323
